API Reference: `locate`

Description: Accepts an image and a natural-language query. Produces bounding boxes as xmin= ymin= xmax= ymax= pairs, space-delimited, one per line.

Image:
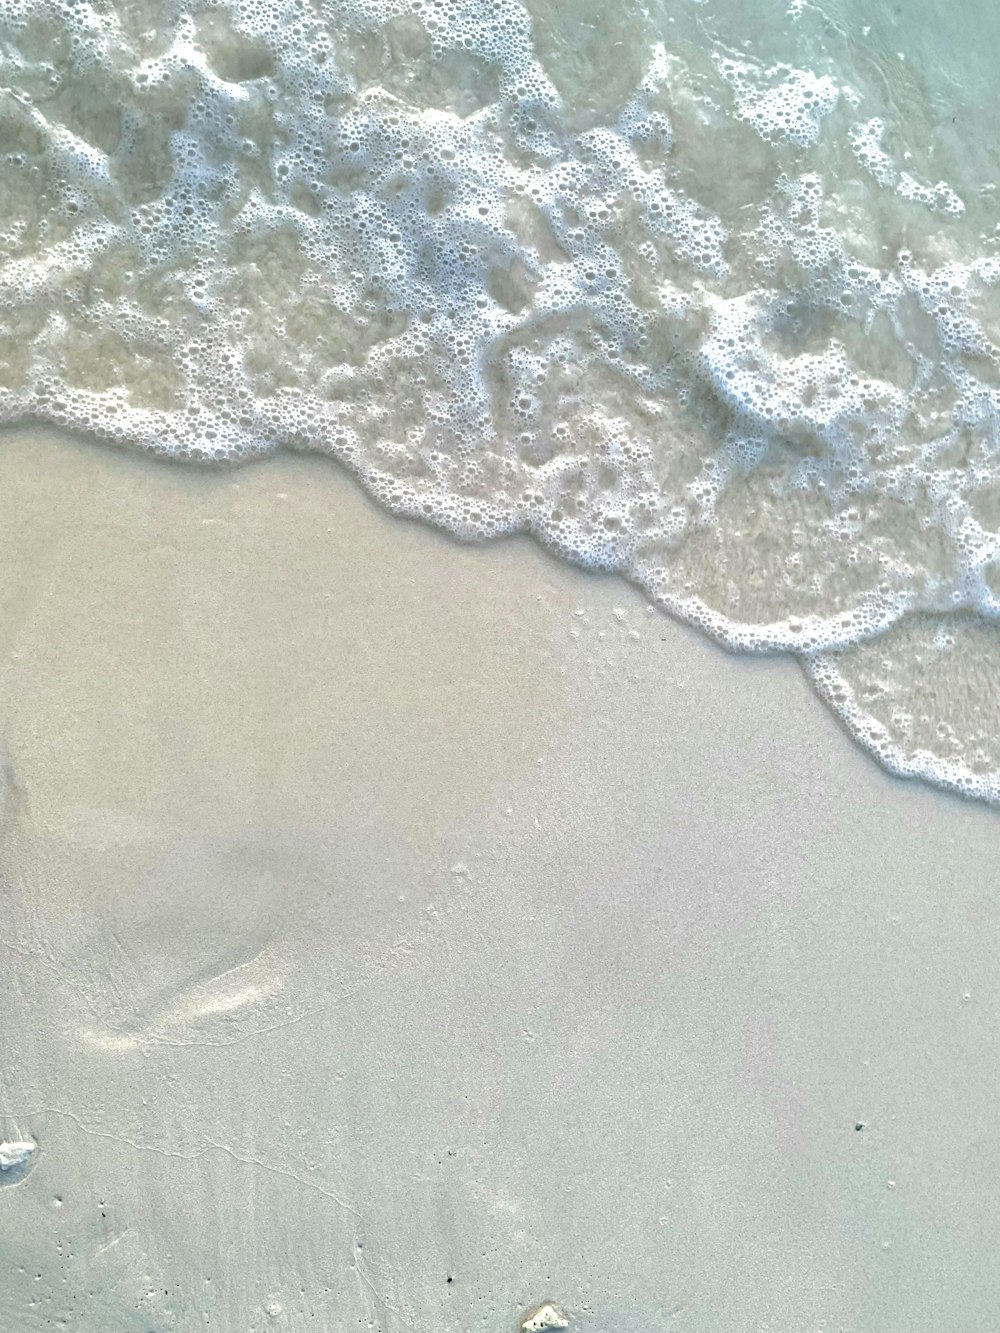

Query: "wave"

xmin=3 ymin=0 xmax=1000 ymax=801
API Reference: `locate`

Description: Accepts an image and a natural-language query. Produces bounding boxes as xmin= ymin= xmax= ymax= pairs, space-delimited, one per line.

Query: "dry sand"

xmin=0 ymin=426 xmax=998 ymax=1331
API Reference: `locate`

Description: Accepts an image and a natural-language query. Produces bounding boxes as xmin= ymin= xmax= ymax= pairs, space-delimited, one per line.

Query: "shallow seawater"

xmin=2 ymin=0 xmax=1000 ymax=800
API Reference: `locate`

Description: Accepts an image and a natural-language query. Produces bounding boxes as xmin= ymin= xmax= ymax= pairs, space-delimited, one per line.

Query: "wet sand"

xmin=0 ymin=426 xmax=998 ymax=1331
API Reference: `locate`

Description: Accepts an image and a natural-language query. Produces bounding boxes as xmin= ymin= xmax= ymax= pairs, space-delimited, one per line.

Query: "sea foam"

xmin=2 ymin=0 xmax=1000 ymax=801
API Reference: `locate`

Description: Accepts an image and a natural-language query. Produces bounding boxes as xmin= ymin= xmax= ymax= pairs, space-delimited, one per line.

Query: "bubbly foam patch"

xmin=2 ymin=0 xmax=1000 ymax=803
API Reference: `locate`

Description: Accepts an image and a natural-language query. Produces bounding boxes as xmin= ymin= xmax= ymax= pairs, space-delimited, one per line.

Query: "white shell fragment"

xmin=521 ymin=1303 xmax=570 ymax=1332
xmin=0 ymin=1141 xmax=36 ymax=1172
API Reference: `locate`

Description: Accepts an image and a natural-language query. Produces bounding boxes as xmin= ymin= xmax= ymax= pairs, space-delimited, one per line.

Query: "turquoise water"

xmin=2 ymin=0 xmax=1000 ymax=799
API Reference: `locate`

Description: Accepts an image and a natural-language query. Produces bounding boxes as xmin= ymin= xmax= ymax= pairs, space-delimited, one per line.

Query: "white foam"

xmin=2 ymin=0 xmax=1000 ymax=802
xmin=715 ymin=56 xmax=839 ymax=147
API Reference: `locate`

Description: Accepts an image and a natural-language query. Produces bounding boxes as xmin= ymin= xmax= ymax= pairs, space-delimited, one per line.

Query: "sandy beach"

xmin=0 ymin=426 xmax=998 ymax=1331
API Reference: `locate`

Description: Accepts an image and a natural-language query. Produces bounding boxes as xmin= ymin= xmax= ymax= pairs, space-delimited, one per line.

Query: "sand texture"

xmin=0 ymin=428 xmax=998 ymax=1331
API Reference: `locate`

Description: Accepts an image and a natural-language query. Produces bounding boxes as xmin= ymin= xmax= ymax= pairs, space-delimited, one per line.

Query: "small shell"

xmin=521 ymin=1303 xmax=569 ymax=1332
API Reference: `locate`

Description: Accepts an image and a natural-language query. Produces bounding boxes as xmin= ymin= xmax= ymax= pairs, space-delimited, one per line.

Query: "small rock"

xmin=521 ymin=1302 xmax=569 ymax=1332
xmin=0 ymin=1141 xmax=36 ymax=1172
